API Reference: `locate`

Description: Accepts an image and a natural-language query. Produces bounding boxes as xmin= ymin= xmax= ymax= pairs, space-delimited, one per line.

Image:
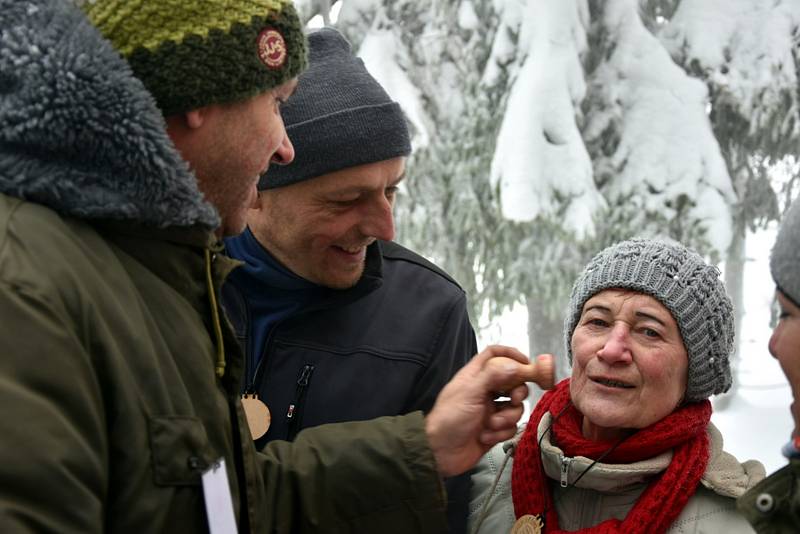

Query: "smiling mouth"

xmin=335 ymin=245 xmax=364 ymax=254
xmin=592 ymin=378 xmax=635 ymax=389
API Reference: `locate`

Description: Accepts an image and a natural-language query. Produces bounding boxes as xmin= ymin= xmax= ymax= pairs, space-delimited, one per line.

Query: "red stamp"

xmin=257 ymin=28 xmax=287 ymax=70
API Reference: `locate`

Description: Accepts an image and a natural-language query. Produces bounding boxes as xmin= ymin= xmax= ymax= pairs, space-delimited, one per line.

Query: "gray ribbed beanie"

xmin=564 ymin=239 xmax=734 ymax=402
xmin=259 ymin=27 xmax=411 ymax=189
xmin=772 ymin=199 xmax=800 ymax=307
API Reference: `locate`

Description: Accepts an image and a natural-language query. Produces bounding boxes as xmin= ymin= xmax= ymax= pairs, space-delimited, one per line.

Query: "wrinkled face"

xmin=248 ymin=157 xmax=406 ymax=288
xmin=769 ymin=290 xmax=800 ymax=440
xmin=570 ymin=289 xmax=689 ymax=441
xmin=192 ymin=80 xmax=297 ymax=236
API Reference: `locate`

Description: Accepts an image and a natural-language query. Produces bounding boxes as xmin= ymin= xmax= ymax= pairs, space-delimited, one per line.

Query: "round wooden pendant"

xmin=241 ymin=394 xmax=271 ymax=440
xmin=511 ymin=514 xmax=544 ymax=534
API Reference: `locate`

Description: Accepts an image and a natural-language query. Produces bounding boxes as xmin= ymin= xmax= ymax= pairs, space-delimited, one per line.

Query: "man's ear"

xmin=185 ymin=109 xmax=204 ymax=129
xmin=165 ymin=108 xmax=206 ymax=134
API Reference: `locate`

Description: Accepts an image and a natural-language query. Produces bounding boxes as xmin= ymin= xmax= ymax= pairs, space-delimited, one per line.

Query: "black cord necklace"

xmin=533 ymin=401 xmax=630 ymax=529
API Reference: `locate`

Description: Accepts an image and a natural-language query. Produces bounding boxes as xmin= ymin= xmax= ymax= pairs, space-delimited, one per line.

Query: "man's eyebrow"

xmin=389 ymin=172 xmax=406 ymax=188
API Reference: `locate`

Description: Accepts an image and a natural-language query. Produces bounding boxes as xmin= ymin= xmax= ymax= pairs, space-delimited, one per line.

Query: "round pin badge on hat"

xmin=257 ymin=28 xmax=287 ymax=69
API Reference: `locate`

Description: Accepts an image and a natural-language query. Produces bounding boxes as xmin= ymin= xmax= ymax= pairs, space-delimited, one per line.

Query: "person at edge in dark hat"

xmin=737 ymin=198 xmax=800 ymax=532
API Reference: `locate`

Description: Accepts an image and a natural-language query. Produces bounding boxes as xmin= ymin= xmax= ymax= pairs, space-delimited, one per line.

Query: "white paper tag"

xmin=201 ymin=458 xmax=238 ymax=534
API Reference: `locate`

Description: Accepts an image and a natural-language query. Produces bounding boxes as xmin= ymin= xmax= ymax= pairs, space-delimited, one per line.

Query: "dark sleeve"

xmin=257 ymin=411 xmax=449 ymax=533
xmin=0 ymin=283 xmax=105 ymax=533
xmin=407 ymin=291 xmax=477 ymax=534
xmin=406 ymin=291 xmax=477 ymax=414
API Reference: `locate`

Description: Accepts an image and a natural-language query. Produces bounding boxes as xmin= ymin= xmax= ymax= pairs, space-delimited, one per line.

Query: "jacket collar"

xmin=264 ymin=240 xmax=385 ymax=317
xmin=0 ymin=0 xmax=219 ymax=230
xmin=536 ymin=413 xmax=764 ymax=497
xmin=306 ymin=239 xmax=384 ymax=311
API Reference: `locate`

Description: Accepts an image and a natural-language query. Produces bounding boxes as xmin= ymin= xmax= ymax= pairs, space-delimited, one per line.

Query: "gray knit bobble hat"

xmin=564 ymin=239 xmax=735 ymax=402
xmin=259 ymin=27 xmax=411 ymax=190
xmin=771 ymin=199 xmax=800 ymax=307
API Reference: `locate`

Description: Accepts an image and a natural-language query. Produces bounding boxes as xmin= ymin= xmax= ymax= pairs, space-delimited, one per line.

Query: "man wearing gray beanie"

xmin=223 ymin=27 xmax=477 ymax=532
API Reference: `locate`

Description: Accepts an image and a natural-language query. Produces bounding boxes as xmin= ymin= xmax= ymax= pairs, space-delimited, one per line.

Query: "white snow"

xmin=585 ymin=0 xmax=735 ymax=254
xmin=711 ymin=224 xmax=792 ymax=474
xmin=490 ymin=0 xmax=605 ymax=236
xmin=357 ymin=29 xmax=431 ymax=148
xmin=458 ymin=0 xmax=480 ymax=31
xmin=661 ymin=0 xmax=800 ymax=139
xmin=482 ymin=0 xmax=524 ymax=87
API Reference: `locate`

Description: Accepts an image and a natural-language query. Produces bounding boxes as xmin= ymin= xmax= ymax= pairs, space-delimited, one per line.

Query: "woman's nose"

xmin=597 ymin=323 xmax=632 ymax=363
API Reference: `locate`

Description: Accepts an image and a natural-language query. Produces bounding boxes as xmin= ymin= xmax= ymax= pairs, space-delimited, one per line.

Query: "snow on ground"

xmin=479 ymin=226 xmax=792 ymax=474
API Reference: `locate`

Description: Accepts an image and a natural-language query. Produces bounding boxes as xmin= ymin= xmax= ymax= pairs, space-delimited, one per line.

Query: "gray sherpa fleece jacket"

xmin=0 ymin=0 xmax=219 ymax=229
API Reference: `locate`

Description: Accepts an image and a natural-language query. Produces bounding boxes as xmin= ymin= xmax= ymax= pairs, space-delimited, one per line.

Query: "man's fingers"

xmin=508 ymin=384 xmax=528 ymax=404
xmin=471 ymin=345 xmax=529 ymax=368
xmin=480 ymin=427 xmax=518 ymax=446
xmin=481 ymin=354 xmax=555 ymax=393
xmin=487 ymin=404 xmax=524 ymax=431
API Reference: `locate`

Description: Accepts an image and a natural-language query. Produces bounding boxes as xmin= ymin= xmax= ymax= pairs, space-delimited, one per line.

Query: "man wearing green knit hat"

xmin=81 ymin=0 xmax=307 ymax=236
xmin=0 ymin=1 xmax=547 ymax=532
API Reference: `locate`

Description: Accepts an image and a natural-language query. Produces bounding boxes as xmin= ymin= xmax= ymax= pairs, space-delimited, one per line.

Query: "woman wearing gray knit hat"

xmin=738 ymin=200 xmax=800 ymax=532
xmin=469 ymin=238 xmax=765 ymax=534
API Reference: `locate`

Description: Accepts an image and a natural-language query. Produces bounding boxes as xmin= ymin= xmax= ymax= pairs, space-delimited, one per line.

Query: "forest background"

xmin=296 ymin=0 xmax=800 ymax=471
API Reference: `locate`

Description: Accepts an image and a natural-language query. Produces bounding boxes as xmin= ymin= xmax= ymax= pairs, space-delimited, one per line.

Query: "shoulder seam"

xmin=380 ymin=241 xmax=464 ymax=291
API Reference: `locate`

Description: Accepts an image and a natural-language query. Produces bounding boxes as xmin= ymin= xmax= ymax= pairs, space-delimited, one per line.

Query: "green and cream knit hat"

xmin=80 ymin=0 xmax=307 ymax=116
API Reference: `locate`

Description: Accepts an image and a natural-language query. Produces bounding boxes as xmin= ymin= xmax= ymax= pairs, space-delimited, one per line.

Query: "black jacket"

xmin=223 ymin=239 xmax=477 ymax=532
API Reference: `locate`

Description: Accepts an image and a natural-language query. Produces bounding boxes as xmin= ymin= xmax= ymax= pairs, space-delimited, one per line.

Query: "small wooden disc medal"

xmin=511 ymin=514 xmax=544 ymax=534
xmin=241 ymin=393 xmax=271 ymax=440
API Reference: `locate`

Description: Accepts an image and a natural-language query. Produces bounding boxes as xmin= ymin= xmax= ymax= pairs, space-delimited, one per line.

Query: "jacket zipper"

xmin=246 ymin=315 xmax=285 ymax=395
xmin=286 ymin=364 xmax=315 ymax=441
xmin=560 ymin=456 xmax=573 ymax=488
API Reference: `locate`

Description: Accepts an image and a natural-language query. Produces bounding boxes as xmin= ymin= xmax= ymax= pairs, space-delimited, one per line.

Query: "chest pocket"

xmin=148 ymin=415 xmax=215 ymax=486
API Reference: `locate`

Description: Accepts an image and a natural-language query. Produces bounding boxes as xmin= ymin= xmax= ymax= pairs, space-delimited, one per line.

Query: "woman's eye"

xmin=587 ymin=318 xmax=607 ymax=327
xmin=642 ymin=328 xmax=660 ymax=338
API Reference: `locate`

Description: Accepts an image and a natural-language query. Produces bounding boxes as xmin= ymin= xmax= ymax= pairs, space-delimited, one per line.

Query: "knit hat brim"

xmin=772 ymin=199 xmax=800 ymax=307
xmin=82 ymin=1 xmax=307 ymax=116
xmin=260 ymin=102 xmax=410 ymax=189
xmin=260 ymin=27 xmax=411 ymax=189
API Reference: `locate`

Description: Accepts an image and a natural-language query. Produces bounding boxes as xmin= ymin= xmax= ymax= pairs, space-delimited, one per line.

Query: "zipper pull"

xmin=560 ymin=456 xmax=572 ymax=488
xmin=286 ymin=364 xmax=315 ymax=420
xmin=297 ymin=365 xmax=313 ymax=386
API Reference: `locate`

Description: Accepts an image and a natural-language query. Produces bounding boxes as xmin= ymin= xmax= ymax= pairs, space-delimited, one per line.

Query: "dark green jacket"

xmin=738 ymin=459 xmax=800 ymax=533
xmin=0 ymin=1 xmax=447 ymax=532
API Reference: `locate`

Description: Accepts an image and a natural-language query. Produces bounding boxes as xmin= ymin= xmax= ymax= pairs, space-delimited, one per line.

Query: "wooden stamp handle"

xmin=523 ymin=354 xmax=555 ymax=390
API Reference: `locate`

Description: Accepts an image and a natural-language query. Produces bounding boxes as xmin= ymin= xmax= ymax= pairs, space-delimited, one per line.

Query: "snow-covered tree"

xmin=659 ymin=0 xmax=800 ymax=404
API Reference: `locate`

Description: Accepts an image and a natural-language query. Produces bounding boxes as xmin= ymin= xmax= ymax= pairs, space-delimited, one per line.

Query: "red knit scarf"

xmin=511 ymin=379 xmax=711 ymax=534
